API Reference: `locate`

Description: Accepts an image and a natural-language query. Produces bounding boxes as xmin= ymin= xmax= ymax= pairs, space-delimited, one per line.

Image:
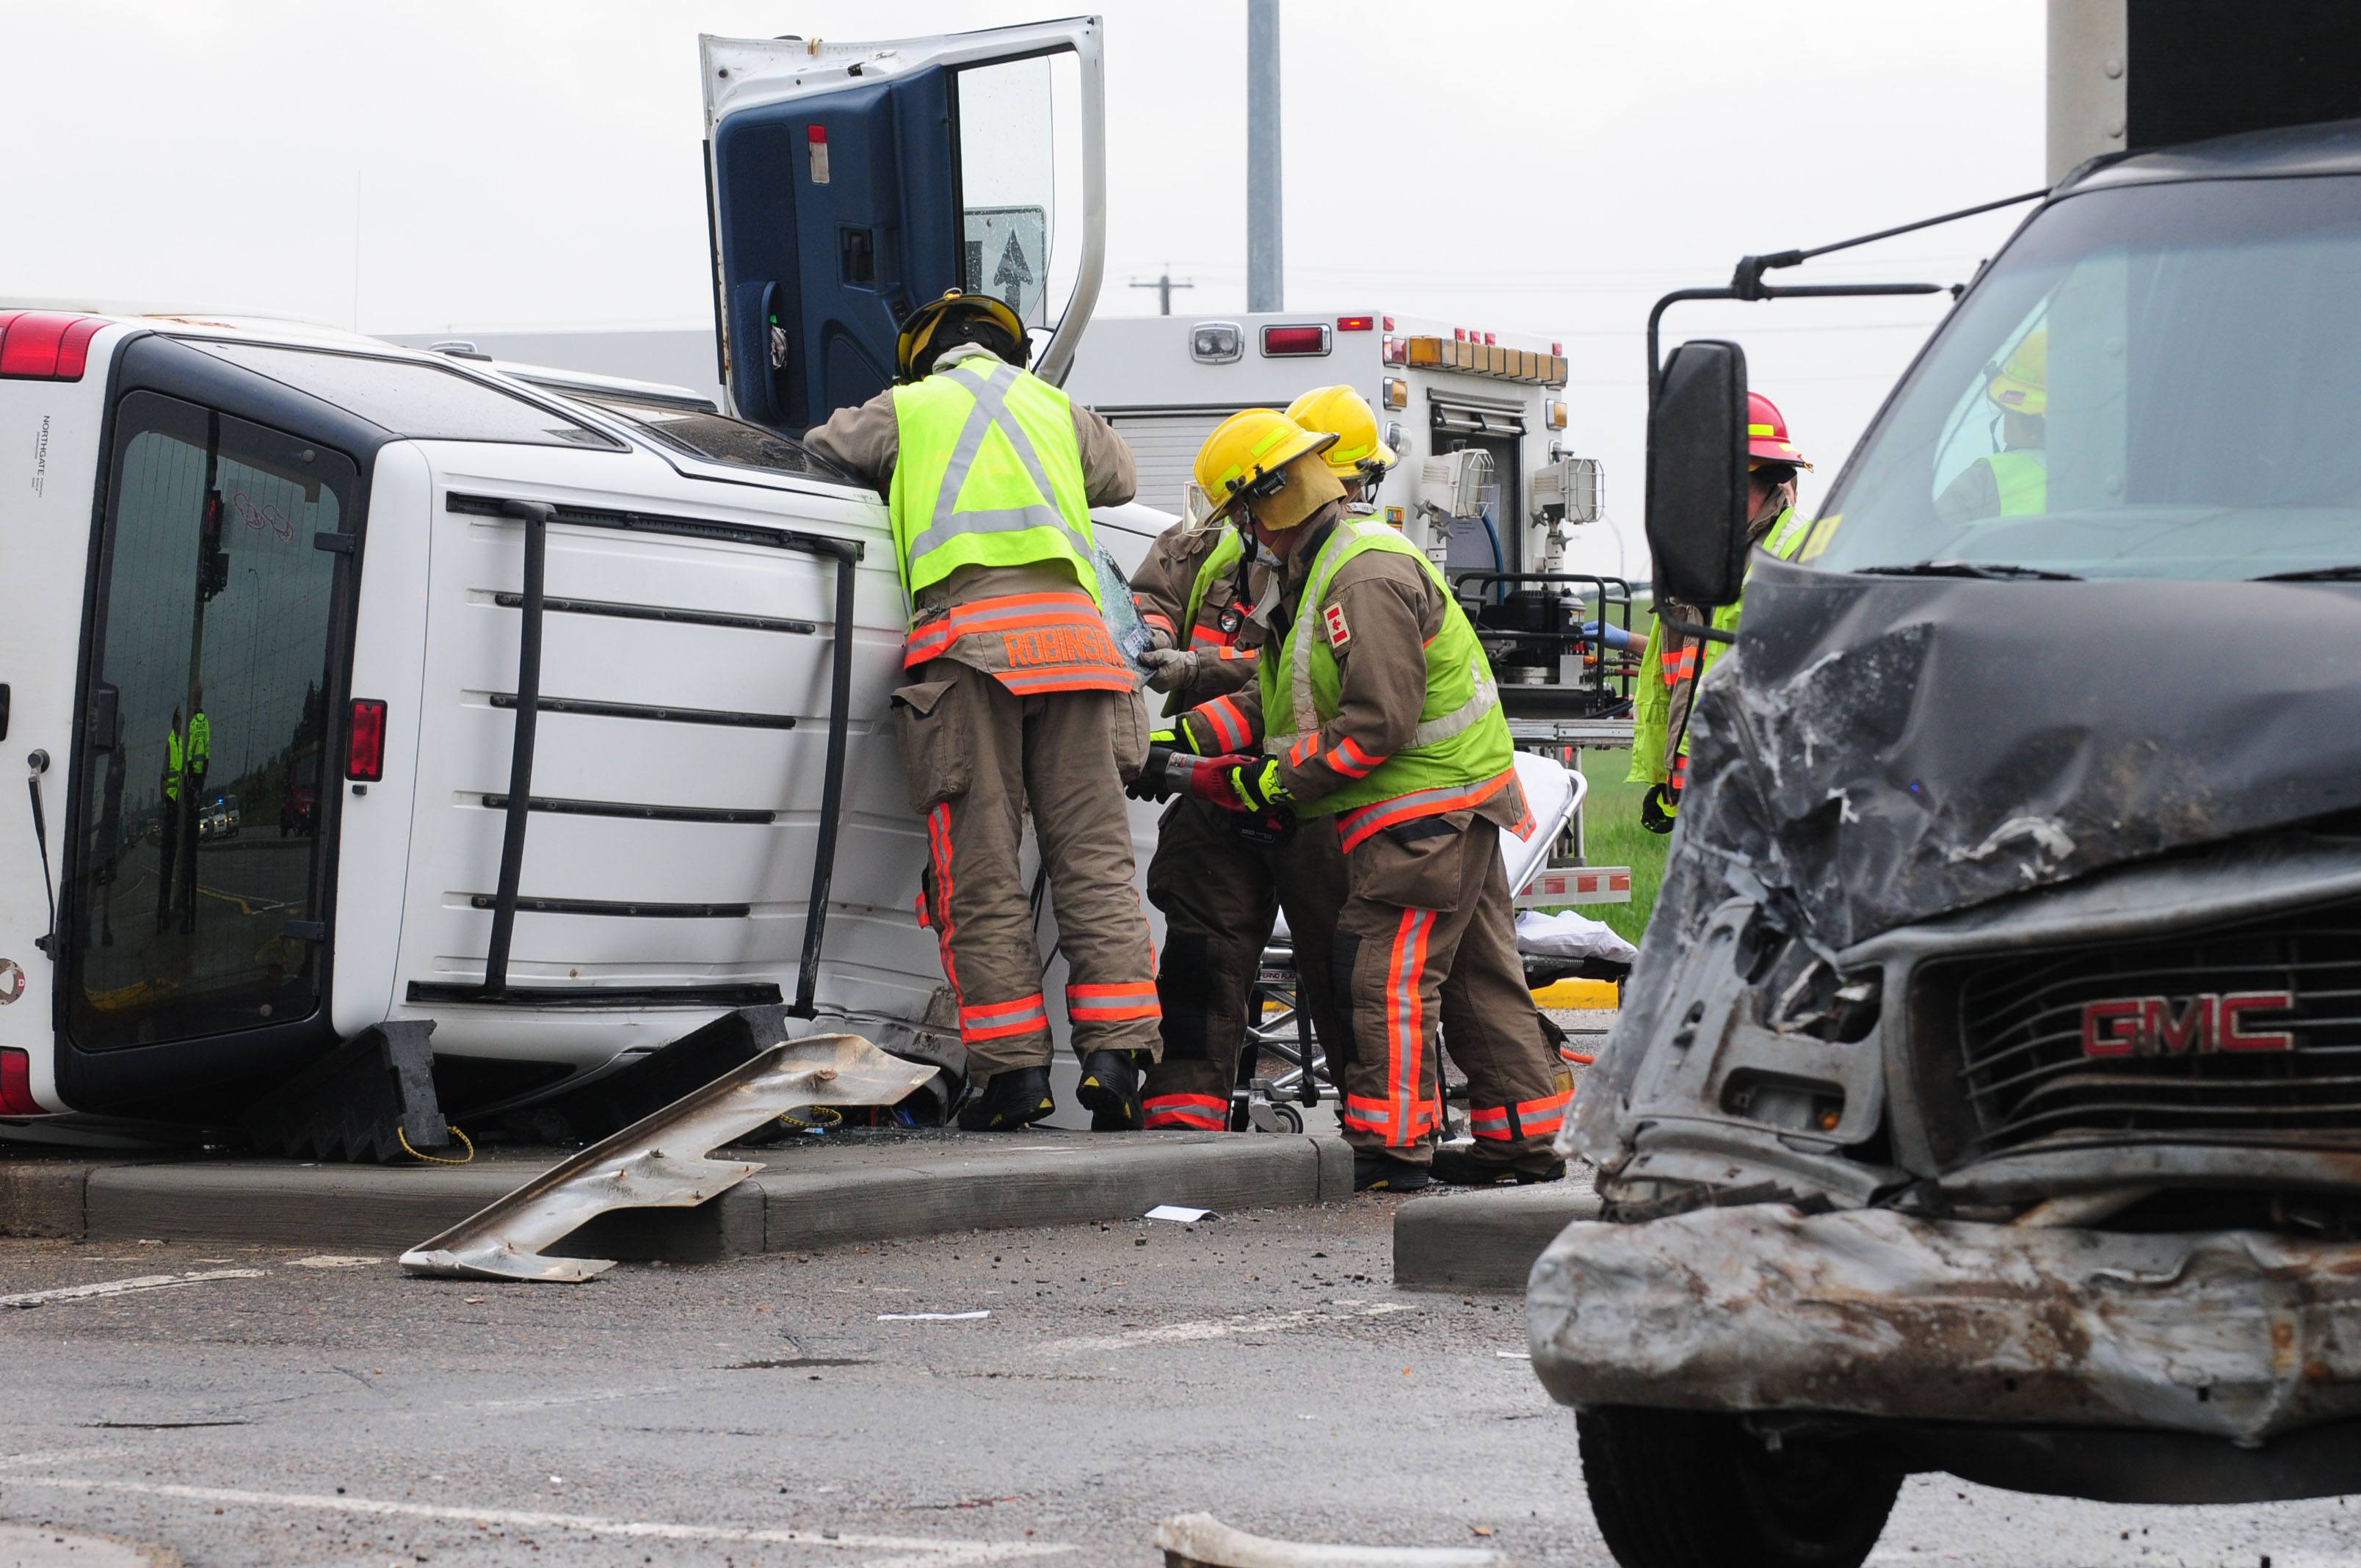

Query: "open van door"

xmin=700 ymin=18 xmax=1106 ymax=435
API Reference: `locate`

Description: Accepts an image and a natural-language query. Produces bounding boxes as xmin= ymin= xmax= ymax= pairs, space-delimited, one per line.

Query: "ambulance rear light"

xmin=0 ymin=1048 xmax=44 ymax=1117
xmin=1189 ymin=322 xmax=1244 ymax=364
xmin=1335 ymin=315 xmax=1374 ymax=333
xmin=1551 ymin=341 xmax=1564 ymax=355
xmin=1382 ymin=316 xmax=1396 ymax=332
xmin=1548 ymin=399 xmax=1569 ymax=429
xmin=1483 ymin=332 xmax=1498 ymax=346
xmin=1382 ymin=377 xmax=1409 ymax=410
xmin=1260 ymin=324 xmax=1332 ymax=357
xmin=1381 ymin=336 xmax=1406 ymax=366
xmin=347 ymin=699 xmax=387 ymax=783
xmin=0 ymin=312 xmax=105 ymax=382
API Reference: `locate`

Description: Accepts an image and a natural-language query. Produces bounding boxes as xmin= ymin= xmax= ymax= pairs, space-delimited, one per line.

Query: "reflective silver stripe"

xmin=907 ymin=361 xmax=1095 ymax=565
xmin=1266 ymin=526 xmax=1495 ymax=758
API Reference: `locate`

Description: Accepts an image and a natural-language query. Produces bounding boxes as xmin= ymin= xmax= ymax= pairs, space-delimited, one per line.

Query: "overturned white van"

xmin=0 ymin=18 xmax=1167 ymax=1153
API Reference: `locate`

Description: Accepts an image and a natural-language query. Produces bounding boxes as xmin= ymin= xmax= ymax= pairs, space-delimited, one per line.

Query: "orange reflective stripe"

xmin=1385 ymin=907 xmax=1435 ymax=1148
xmin=1067 ymin=981 xmax=1161 ymax=1022
xmin=926 ymin=804 xmax=962 ymax=998
xmin=1189 ymin=624 xmax=1238 ymax=650
xmin=961 ymin=993 xmax=1049 ymax=1042
xmin=904 ymin=592 xmax=1112 ymax=666
xmin=1327 ymin=735 xmax=1385 ymax=779
xmin=1215 ymin=644 xmax=1258 ymax=663
xmin=1288 ymin=733 xmax=1318 ymax=768
xmin=1335 ymin=767 xmax=1517 ymax=853
xmin=1470 ymin=1086 xmax=1573 ymax=1141
xmin=993 ymin=669 xmax=1136 ymax=695
xmin=1197 ymin=694 xmax=1252 ymax=753
xmin=1145 ymin=1092 xmax=1227 ymax=1130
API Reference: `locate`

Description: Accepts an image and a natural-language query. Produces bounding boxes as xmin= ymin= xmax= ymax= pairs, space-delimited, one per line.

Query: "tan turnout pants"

xmin=1330 ymin=815 xmax=1568 ymax=1166
xmin=1139 ymin=800 xmax=1351 ymax=1130
xmin=893 ymin=658 xmax=1161 ymax=1075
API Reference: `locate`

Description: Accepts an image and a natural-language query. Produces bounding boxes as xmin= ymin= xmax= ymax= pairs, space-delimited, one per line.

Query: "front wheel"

xmin=1576 ymin=1406 xmax=1901 ymax=1568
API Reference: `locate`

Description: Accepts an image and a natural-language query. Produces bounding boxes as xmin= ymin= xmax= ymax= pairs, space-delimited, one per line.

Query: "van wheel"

xmin=1576 ymin=1406 xmax=1901 ymax=1568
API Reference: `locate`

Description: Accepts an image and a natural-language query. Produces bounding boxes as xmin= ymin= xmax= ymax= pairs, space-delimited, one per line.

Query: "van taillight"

xmin=347 ymin=699 xmax=387 ymax=782
xmin=0 ymin=312 xmax=104 ymax=382
xmin=1261 ymin=324 xmax=1331 ymax=357
xmin=0 ymin=1048 xmax=43 ymax=1116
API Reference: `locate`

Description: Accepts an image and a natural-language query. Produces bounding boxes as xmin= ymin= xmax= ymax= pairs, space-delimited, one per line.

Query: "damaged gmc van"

xmin=1534 ymin=115 xmax=2361 ymax=1564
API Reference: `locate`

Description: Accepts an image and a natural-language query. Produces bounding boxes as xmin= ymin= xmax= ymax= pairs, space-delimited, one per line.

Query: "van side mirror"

xmin=1645 ymin=339 xmax=1751 ymax=609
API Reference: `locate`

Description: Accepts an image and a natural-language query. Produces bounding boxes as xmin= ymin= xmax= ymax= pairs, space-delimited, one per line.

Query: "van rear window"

xmin=183 ymin=341 xmax=623 ymax=450
xmin=579 ymin=396 xmax=850 ymax=481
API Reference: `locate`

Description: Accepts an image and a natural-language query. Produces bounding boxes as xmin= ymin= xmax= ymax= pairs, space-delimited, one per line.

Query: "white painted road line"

xmin=1043 ymin=1301 xmax=1416 ymax=1353
xmin=0 ymin=1269 xmax=266 ymax=1308
xmin=0 ymin=1476 xmax=1076 ymax=1562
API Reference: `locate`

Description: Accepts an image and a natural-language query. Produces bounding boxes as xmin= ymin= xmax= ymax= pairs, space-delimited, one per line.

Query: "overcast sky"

xmin=2 ymin=0 xmax=2046 ymax=568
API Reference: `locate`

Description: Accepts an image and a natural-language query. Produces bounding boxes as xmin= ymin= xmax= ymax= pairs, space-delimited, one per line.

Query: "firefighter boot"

xmin=1431 ymin=1144 xmax=1566 ymax=1187
xmin=956 ymin=1066 xmax=1057 ymax=1132
xmin=1076 ymin=1049 xmax=1145 ymax=1131
xmin=1352 ymin=1150 xmax=1432 ymax=1193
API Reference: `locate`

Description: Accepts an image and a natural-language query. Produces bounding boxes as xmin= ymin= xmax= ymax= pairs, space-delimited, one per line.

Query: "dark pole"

xmin=483 ymin=499 xmax=551 ymax=996
xmin=1246 ymin=0 xmax=1283 ymax=312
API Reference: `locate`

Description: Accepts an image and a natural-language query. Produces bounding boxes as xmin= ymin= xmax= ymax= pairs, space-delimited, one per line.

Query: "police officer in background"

xmin=1166 ymin=409 xmax=1568 ymax=1190
xmin=805 ymin=289 xmax=1163 ymax=1133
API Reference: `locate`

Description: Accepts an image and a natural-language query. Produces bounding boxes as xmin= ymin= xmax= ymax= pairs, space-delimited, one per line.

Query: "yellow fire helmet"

xmin=895 ymin=288 xmax=1029 ymax=383
xmin=1986 ymin=328 xmax=2047 ymax=418
xmin=1192 ymin=409 xmax=1342 ymax=530
xmin=1284 ymin=384 xmax=1396 ymax=484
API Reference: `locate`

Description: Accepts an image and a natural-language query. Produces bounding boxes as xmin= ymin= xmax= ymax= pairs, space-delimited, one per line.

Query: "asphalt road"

xmin=1 ymin=1202 xmax=2357 ymax=1567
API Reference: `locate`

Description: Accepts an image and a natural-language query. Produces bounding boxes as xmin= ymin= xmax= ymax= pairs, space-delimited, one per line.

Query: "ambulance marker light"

xmin=1382 ymin=316 xmax=1396 ymax=332
xmin=0 ymin=1049 xmax=43 ymax=1117
xmin=1551 ymin=341 xmax=1564 ymax=355
xmin=1452 ymin=327 xmax=1466 ymax=342
xmin=1382 ymin=377 xmax=1409 ymax=410
xmin=1548 ymin=400 xmax=1569 ymax=429
xmin=347 ymin=699 xmax=388 ymax=783
xmin=1261 ymin=324 xmax=1331 ymax=357
xmin=1483 ymin=332 xmax=1498 ymax=346
xmin=1335 ymin=316 xmax=1374 ymax=332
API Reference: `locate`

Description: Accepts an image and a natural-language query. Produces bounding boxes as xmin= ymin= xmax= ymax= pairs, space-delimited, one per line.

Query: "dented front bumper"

xmin=1528 ymin=1205 xmax=2361 ymax=1445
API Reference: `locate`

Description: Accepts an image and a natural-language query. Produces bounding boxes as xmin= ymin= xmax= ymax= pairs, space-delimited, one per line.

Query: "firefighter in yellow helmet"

xmin=1937 ymin=327 xmax=2048 ymax=524
xmin=805 ymin=289 xmax=1162 ymax=1133
xmin=1140 ymin=410 xmax=1567 ymax=1189
xmin=1128 ymin=397 xmax=1380 ymax=1137
xmin=1132 ymin=387 xmax=1394 ymax=702
xmin=1630 ymin=392 xmax=1814 ymax=832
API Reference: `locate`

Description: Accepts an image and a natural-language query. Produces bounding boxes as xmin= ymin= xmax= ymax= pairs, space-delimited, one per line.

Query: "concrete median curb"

xmin=1391 ymin=1177 xmax=1601 ymax=1293
xmin=0 ymin=1130 xmax=1354 ymax=1261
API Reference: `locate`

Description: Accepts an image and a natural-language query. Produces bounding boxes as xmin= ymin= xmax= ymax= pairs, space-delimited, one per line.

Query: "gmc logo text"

xmin=2080 ymin=992 xmax=2296 ymax=1058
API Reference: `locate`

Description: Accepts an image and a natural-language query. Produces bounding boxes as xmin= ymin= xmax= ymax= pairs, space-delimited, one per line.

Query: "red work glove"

xmin=1187 ymin=752 xmax=1260 ymax=812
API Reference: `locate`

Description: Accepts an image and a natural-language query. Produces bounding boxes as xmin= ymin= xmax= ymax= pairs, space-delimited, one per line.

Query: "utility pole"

xmin=1130 ymin=266 xmax=1196 ymax=316
xmin=1246 ymin=0 xmax=1283 ymax=313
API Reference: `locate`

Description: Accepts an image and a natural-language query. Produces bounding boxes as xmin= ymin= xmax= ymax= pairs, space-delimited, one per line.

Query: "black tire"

xmin=1576 ymin=1406 xmax=1901 ymax=1568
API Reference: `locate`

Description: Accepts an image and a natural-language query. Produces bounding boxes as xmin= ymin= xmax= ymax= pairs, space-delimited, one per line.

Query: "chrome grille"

xmin=1944 ymin=900 xmax=2361 ymax=1153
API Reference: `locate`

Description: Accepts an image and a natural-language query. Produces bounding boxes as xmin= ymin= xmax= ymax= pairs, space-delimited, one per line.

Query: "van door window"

xmin=68 ymin=391 xmax=357 ymax=1051
xmin=953 ymin=51 xmax=1085 ymax=349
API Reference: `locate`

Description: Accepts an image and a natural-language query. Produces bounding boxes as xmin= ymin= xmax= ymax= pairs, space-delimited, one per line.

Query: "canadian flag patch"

xmin=1323 ymin=602 xmax=1352 ymax=648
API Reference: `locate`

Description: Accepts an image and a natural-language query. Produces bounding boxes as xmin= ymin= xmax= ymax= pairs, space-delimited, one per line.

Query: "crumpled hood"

xmin=1578 ymin=557 xmax=2361 ymax=1147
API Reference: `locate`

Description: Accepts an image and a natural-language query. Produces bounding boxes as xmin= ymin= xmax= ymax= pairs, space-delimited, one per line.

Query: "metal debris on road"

xmin=399 ymin=1034 xmax=935 ymax=1284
